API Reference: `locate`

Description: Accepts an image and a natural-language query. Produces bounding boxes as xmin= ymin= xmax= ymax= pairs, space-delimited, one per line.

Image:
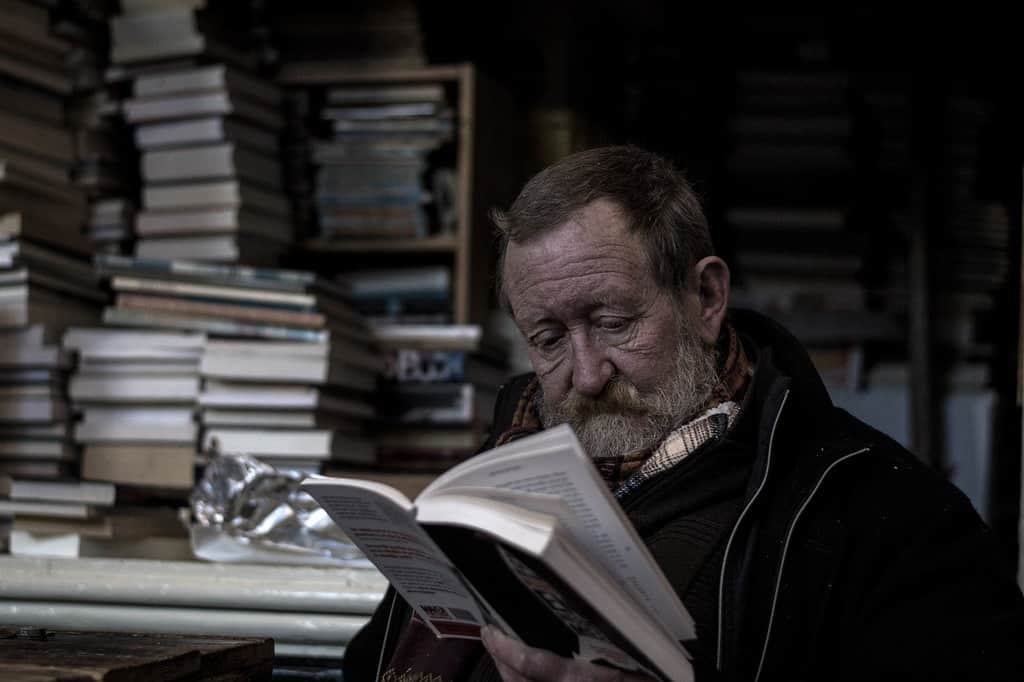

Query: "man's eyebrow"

xmin=590 ymin=290 xmax=640 ymax=309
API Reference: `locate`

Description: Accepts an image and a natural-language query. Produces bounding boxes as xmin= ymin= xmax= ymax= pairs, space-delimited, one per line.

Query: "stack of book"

xmin=0 ymin=1 xmax=93 ymax=255
xmin=87 ymin=254 xmax=380 ymax=476
xmin=109 ymin=1 xmax=290 ymax=265
xmin=932 ymin=97 xmax=1008 ymax=360
xmin=63 ymin=327 xmax=205 ymax=492
xmin=343 ymin=265 xmax=452 ymax=325
xmin=0 ymin=3 xmax=109 ymax=550
xmin=312 ymin=82 xmax=456 ymax=241
xmin=0 ymin=476 xmax=190 ymax=559
xmin=87 ymin=197 xmax=136 ymax=254
xmin=351 ymin=323 xmax=505 ymax=474
xmin=1 ymin=173 xmax=104 ymax=487
xmin=280 ymin=89 xmax=317 ymax=242
xmin=199 ymin=338 xmax=379 ymax=475
xmin=0 ymin=327 xmax=77 ymax=482
xmin=724 ymin=68 xmax=901 ymax=360
xmin=73 ymin=81 xmax=139 ymax=254
xmin=1 ymin=0 xmax=125 ymax=249
xmin=0 ymin=555 xmax=388 ymax=659
xmin=61 ymin=3 xmax=139 ymax=255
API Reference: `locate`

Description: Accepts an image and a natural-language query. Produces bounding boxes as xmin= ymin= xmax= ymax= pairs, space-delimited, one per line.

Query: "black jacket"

xmin=346 ymin=310 xmax=1024 ymax=681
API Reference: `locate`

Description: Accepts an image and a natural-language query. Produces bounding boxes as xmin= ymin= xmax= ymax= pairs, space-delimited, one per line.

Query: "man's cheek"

xmin=615 ymin=356 xmax=664 ymax=393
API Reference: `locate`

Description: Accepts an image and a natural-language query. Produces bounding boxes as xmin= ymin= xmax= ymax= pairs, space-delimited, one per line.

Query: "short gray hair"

xmin=491 ymin=145 xmax=714 ymax=309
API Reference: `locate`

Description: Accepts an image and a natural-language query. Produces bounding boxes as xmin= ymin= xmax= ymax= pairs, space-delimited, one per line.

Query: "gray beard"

xmin=536 ymin=325 xmax=722 ymax=461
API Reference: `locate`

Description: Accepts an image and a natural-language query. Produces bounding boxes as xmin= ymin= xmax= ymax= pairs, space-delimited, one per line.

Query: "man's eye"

xmin=532 ymin=333 xmax=563 ymax=351
xmin=597 ymin=317 xmax=629 ymax=332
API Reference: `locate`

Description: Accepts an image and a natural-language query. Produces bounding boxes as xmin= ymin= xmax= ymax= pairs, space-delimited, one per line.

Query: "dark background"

xmin=268 ymin=1 xmax=1023 ymax=566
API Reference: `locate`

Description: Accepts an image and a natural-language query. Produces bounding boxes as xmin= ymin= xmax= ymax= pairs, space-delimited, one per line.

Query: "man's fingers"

xmin=481 ymin=626 xmax=568 ymax=680
xmin=493 ymin=658 xmax=531 ymax=682
xmin=481 ymin=626 xmax=650 ymax=681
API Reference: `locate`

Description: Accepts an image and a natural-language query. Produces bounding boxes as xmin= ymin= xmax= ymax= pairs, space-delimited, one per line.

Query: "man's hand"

xmin=480 ymin=625 xmax=655 ymax=682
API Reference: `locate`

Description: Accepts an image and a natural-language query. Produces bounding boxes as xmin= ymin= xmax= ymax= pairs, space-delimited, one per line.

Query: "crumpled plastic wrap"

xmin=189 ymin=453 xmax=372 ymax=567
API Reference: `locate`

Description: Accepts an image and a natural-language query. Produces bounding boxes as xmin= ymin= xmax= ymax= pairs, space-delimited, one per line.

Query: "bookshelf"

xmin=282 ymin=62 xmax=522 ymax=326
xmin=304 ymin=234 xmax=459 ymax=253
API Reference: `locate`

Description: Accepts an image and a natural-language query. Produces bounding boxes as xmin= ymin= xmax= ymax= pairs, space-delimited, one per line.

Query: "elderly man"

xmin=345 ymin=146 xmax=1024 ymax=681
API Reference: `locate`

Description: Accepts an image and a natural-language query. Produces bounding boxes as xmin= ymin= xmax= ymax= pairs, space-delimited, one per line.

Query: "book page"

xmin=422 ymin=425 xmax=695 ymax=641
xmin=301 ymin=478 xmax=488 ymax=639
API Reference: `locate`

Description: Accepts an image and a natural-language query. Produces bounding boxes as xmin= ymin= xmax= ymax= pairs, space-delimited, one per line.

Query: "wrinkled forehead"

xmin=502 ymin=200 xmax=649 ymax=279
xmin=502 ymin=222 xmax=671 ymax=327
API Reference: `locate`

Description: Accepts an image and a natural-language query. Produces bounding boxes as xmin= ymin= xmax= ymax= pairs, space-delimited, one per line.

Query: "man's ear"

xmin=692 ymin=256 xmax=730 ymax=345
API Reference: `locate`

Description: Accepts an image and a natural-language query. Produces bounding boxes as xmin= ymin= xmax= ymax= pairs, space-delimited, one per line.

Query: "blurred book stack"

xmin=931 ymin=96 xmax=1008 ymax=362
xmin=0 ymin=0 xmax=91 ymax=248
xmin=311 ymin=81 xmax=456 ymax=241
xmin=856 ymin=73 xmax=913 ymax=360
xmin=0 ymin=475 xmax=189 ymax=559
xmin=724 ymin=68 xmax=901 ymax=388
xmin=88 ymin=254 xmax=380 ymax=477
xmin=58 ymin=1 xmax=140 ymax=255
xmin=108 ymin=0 xmax=291 ymax=264
xmin=0 ymin=1 xmax=107 ymax=497
xmin=348 ymin=322 xmax=505 ymax=475
xmin=280 ymin=88 xmax=317 ymax=242
xmin=0 ymin=324 xmax=79 ymax=482
xmin=63 ymin=326 xmax=204 ymax=493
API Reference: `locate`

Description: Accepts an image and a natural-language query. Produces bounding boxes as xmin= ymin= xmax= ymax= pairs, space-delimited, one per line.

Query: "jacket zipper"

xmin=752 ymin=445 xmax=870 ymax=682
xmin=716 ymin=389 xmax=790 ymax=672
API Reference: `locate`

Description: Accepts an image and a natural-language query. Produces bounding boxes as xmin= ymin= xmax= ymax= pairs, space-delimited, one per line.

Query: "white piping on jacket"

xmin=752 ymin=446 xmax=871 ymax=682
xmin=716 ymin=389 xmax=790 ymax=672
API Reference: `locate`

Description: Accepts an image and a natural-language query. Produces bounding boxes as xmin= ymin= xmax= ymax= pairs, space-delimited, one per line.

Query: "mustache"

xmin=552 ymin=376 xmax=648 ymax=422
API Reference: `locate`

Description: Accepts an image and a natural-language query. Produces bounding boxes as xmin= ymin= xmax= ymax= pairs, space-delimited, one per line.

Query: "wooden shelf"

xmin=277 ymin=62 xmax=469 ymax=86
xmin=282 ymin=63 xmax=523 ymax=325
xmin=302 ymin=235 xmax=459 ymax=253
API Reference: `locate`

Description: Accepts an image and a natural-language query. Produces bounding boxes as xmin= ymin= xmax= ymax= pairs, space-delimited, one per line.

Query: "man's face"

xmin=502 ymin=199 xmax=720 ymax=459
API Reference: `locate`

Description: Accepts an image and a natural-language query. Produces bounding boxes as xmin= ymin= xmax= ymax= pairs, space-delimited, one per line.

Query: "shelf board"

xmin=278 ymin=62 xmax=468 ymax=86
xmin=302 ymin=235 xmax=459 ymax=253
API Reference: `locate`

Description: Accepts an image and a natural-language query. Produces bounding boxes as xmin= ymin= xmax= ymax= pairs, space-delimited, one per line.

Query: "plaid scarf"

xmin=494 ymin=322 xmax=753 ymax=494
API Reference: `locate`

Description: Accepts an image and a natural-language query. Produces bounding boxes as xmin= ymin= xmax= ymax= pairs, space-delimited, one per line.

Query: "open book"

xmin=301 ymin=424 xmax=695 ymax=681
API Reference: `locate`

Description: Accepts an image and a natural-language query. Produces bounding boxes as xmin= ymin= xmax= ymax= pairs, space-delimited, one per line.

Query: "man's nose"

xmin=569 ymin=333 xmax=613 ymax=397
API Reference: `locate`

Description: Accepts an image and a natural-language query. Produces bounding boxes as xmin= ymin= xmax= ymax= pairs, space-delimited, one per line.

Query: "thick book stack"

xmin=281 ymin=89 xmax=317 ymax=242
xmin=0 ymin=0 xmax=93 ymax=258
xmin=0 ymin=555 xmax=387 ymax=659
xmin=347 ymin=323 xmax=505 ymax=474
xmin=199 ymin=338 xmax=379 ymax=475
xmin=87 ymin=196 xmax=136 ymax=254
xmin=0 ymin=2 xmax=112 ymax=534
xmin=0 ymin=324 xmax=80 ymax=482
xmin=73 ymin=81 xmax=139 ymax=255
xmin=0 ymin=475 xmax=190 ymax=559
xmin=0 ymin=0 xmax=133 ymax=255
xmin=0 ymin=94 xmax=105 ymax=485
xmin=63 ymin=327 xmax=205 ymax=492
xmin=312 ymin=82 xmax=456 ymax=241
xmin=109 ymin=1 xmax=290 ymax=265
xmin=59 ymin=3 xmax=139 ymax=255
xmin=87 ymin=254 xmax=379 ymax=476
xmin=931 ymin=96 xmax=1008 ymax=360
xmin=724 ymin=68 xmax=900 ymax=378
